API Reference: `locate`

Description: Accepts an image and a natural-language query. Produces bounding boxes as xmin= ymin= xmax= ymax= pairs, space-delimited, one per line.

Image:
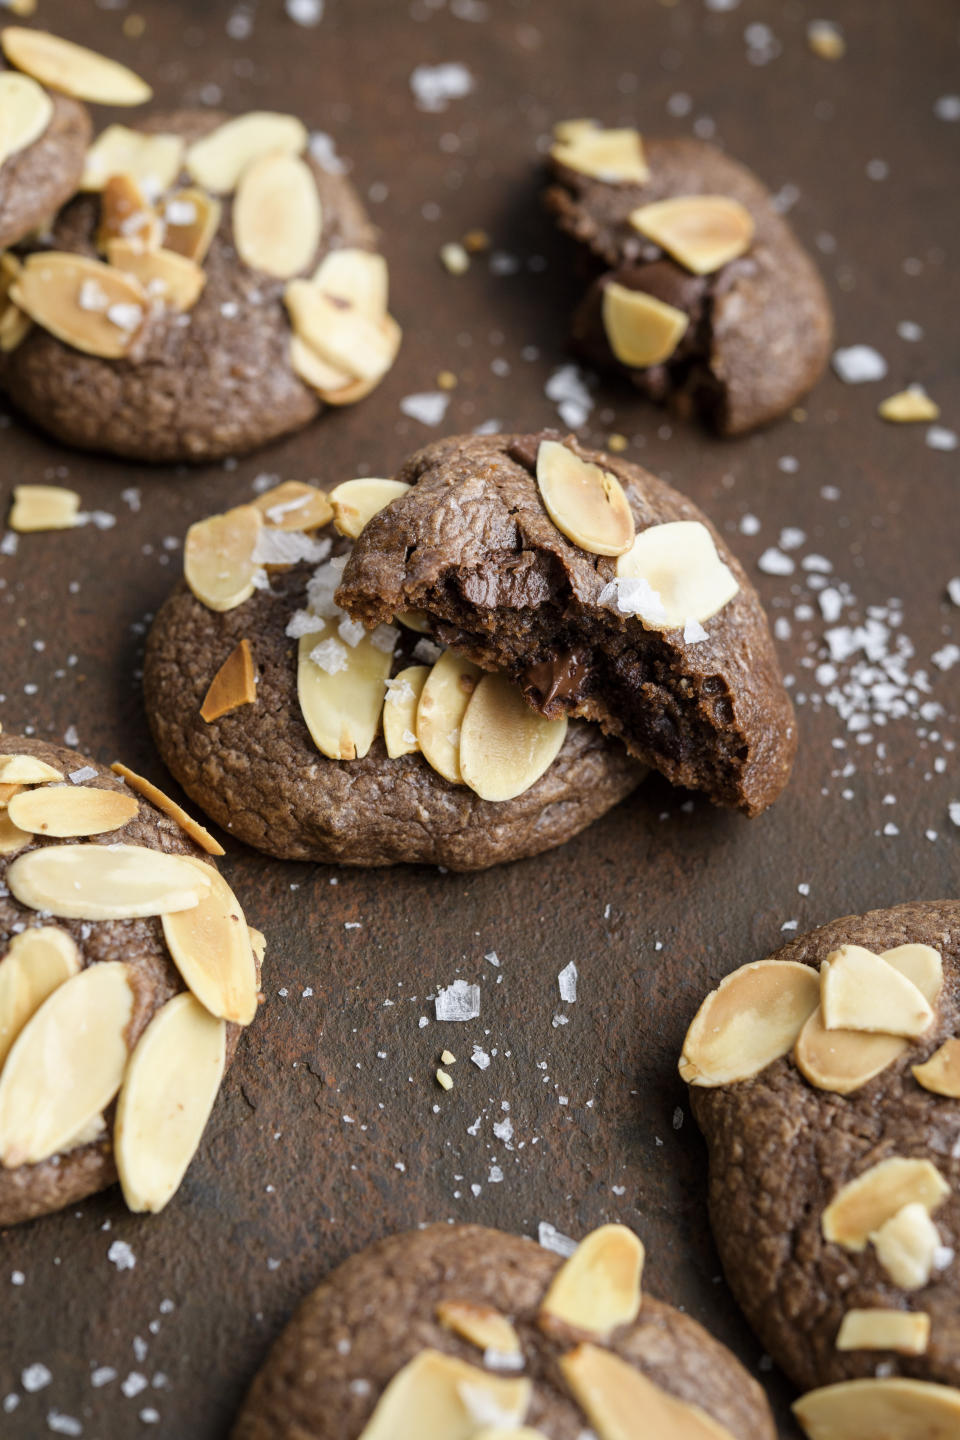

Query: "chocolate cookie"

xmin=545 ymin=126 xmax=833 ymax=435
xmin=232 ymin=1222 xmax=776 ymax=1439
xmin=143 ymin=481 xmax=643 ymax=869
xmin=337 ymin=432 xmax=796 ymax=816
xmin=1 ymin=107 xmax=399 ymax=461
xmin=681 ymin=900 xmax=960 ymax=1417
xmin=0 ymin=735 xmax=264 ymax=1225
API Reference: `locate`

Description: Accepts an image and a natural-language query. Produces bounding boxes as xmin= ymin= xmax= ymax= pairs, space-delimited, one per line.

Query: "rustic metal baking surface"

xmin=1 ymin=1 xmax=957 ymax=1435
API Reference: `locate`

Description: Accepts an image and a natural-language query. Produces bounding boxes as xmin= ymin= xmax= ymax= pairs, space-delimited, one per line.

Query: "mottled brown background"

xmin=0 ymin=0 xmax=957 ymax=1436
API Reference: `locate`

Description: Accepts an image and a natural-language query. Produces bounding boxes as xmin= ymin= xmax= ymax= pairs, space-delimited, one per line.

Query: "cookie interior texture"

xmin=0 ymin=70 xmax=90 ymax=249
xmin=689 ymin=900 xmax=960 ymax=1394
xmin=546 ymin=135 xmax=833 ymax=435
xmin=231 ymin=1223 xmax=776 ymax=1440
xmin=337 ymin=432 xmax=796 ymax=816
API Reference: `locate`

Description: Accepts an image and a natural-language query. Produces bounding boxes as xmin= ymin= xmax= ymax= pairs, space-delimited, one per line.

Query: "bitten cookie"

xmin=681 ymin=901 xmax=960 ymax=1437
xmin=544 ymin=125 xmax=833 ymax=435
xmin=0 ymin=735 xmax=264 ymax=1226
xmin=1 ymin=104 xmax=399 ymax=461
xmin=337 ymin=432 xmax=796 ymax=816
xmin=232 ymin=1222 xmax=776 ymax=1440
xmin=143 ymin=479 xmax=643 ymax=869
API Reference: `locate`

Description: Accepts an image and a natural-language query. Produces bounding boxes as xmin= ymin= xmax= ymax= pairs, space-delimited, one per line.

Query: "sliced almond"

xmin=822 ymin=1157 xmax=950 ymax=1252
xmin=616 ymin=520 xmax=739 ymax=630
xmin=794 ymin=1009 xmax=907 ymax=1095
xmin=884 ymin=944 xmax=944 ymax=1003
xmin=872 ymin=1203 xmax=941 ymax=1291
xmin=233 ymin=151 xmax=322 ymax=279
xmin=312 ymin=247 xmax=388 ymax=317
xmin=0 ymin=927 xmax=80 ymax=1070
xmin=11 ymin=251 xmax=146 ymax=358
xmin=356 ymin=1349 xmax=531 ymax=1440
xmin=820 ymin=945 xmax=934 ymax=1037
xmin=0 ymin=71 xmax=52 ymax=166
xmin=0 ymin=754 xmax=63 ymax=783
xmin=289 ymin=333 xmax=353 ymax=395
xmin=435 ymin=1300 xmax=522 ymax=1356
xmin=161 ymin=187 xmax=221 ymax=263
xmin=0 ymin=782 xmax=21 ymax=808
xmin=297 ymin=626 xmax=395 ymax=762
xmin=114 ymin=991 xmax=226 ymax=1213
xmin=317 ymin=316 xmax=402 ymax=405
xmin=63 ymin=1111 xmax=107 ymax=1151
xmin=0 ymin=810 xmax=29 ymax=856
xmin=97 ymin=173 xmax=161 ymax=252
xmin=328 ymin=478 xmax=411 ymax=539
xmin=161 ymin=858 xmax=258 ymax=1025
xmin=680 ymin=960 xmax=819 ymax=1087
xmin=1 ymin=28 xmax=152 ymax=106
xmin=629 ymin=196 xmax=754 ymax=276
xmin=8 ymin=784 xmax=137 ymax=837
xmin=8 ymin=482 xmax=80 ymax=532
xmin=550 ymin=123 xmax=649 ymax=185
xmin=109 ymin=762 xmax=224 ymax=857
xmin=200 ymin=640 xmax=257 ymax=724
xmin=184 ymin=505 xmax=263 ymax=613
xmin=602 ymin=281 xmax=689 ymax=369
xmin=836 ymin=1309 xmax=930 ymax=1355
xmin=540 ymin=1225 xmax=644 ymax=1338
xmin=793 ymin=1379 xmax=960 ymax=1440
xmin=248 ymin=927 xmax=267 ymax=966
xmin=285 ymin=279 xmax=399 ymax=383
xmin=560 ymin=1343 xmax=736 ymax=1440
xmin=416 ymin=651 xmax=483 ymax=785
xmin=879 ymin=387 xmax=940 ymax=424
xmin=7 ymin=842 xmax=212 ymax=921
xmin=913 ymin=1038 xmax=960 ymax=1098
xmin=396 ymin=610 xmax=431 ymax=634
xmin=460 ymin=671 xmax=568 ymax=802
xmin=0 ymin=961 xmax=134 ymax=1167
xmin=184 ymin=111 xmax=308 ymax=195
xmin=383 ymin=665 xmax=429 ymax=759
xmin=107 ymin=240 xmax=205 ymax=311
xmin=251 ymin=480 xmax=333 ymax=532
xmin=82 ymin=124 xmax=184 ymax=195
xmin=535 ymin=440 xmax=634 ymax=557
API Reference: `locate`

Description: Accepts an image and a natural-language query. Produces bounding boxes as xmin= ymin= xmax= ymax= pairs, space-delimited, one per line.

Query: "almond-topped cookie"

xmin=0 ymin=734 xmax=264 ymax=1225
xmin=231 ymin=1223 xmax=776 ymax=1440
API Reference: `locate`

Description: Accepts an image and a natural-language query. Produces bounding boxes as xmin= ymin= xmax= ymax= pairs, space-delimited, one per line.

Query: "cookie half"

xmin=232 ymin=1222 xmax=776 ymax=1439
xmin=0 ymin=735 xmax=264 ymax=1225
xmin=545 ymin=127 xmax=833 ymax=435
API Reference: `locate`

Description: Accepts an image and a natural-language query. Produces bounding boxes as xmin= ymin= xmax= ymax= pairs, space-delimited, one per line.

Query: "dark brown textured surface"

xmin=0 ymin=2 xmax=957 ymax=1437
xmin=233 ymin=1224 xmax=776 ymax=1439
xmin=0 ymin=73 xmax=90 ymax=249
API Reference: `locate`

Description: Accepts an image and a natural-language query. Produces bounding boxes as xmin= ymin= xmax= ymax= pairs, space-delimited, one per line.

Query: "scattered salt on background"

xmin=831 ymin=344 xmax=888 ymax=383
xmin=537 ymin=1222 xmax=578 ymax=1257
xmin=400 ymin=391 xmax=450 ymax=426
xmin=410 ymin=62 xmax=474 ymax=112
xmin=435 ymin=980 xmax=480 ymax=1022
xmin=557 ymin=962 xmax=578 ymax=1003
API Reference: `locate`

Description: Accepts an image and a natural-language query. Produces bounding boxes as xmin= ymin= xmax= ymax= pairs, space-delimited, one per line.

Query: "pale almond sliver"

xmin=184 ymin=111 xmax=308 ymax=194
xmin=251 ymin=480 xmax=333 ymax=532
xmin=297 ymin=626 xmax=395 ymax=762
xmin=540 ymin=1225 xmax=644 ymax=1338
xmin=312 ymin=248 xmax=388 ymax=317
xmin=8 ymin=483 xmax=80 ymax=533
xmin=435 ymin=1300 xmax=521 ymax=1356
xmin=234 ymin=151 xmax=322 ymax=279
xmin=416 ymin=651 xmax=482 ymax=785
xmin=2 ymin=27 xmax=152 ymax=106
xmin=602 ymin=281 xmax=689 ymax=369
xmin=107 ymin=239 xmax=206 ymax=311
xmin=680 ymin=959 xmax=819 ymax=1087
xmin=459 ymin=671 xmax=567 ymax=802
xmin=0 ymin=926 xmax=80 ymax=1070
xmin=560 ymin=1343 xmax=737 ymax=1440
xmin=328 ymin=477 xmax=410 ymax=539
xmin=536 ymin=439 xmax=634 ymax=557
xmin=184 ymin=505 xmax=263 ymax=613
xmin=109 ymin=762 xmax=224 ymax=857
xmin=355 ymin=1350 xmax=531 ymax=1440
xmin=6 ymin=842 xmax=213 ymax=921
xmin=629 ymin=195 xmax=754 ymax=276
xmin=0 ymin=71 xmax=52 ymax=166
xmin=289 ymin=333 xmax=352 ymax=395
xmin=0 ymin=754 xmax=63 ymax=783
xmin=11 ymin=251 xmax=146 ymax=358
xmin=0 ymin=809 xmax=30 ymax=856
xmin=8 ymin=784 xmax=137 ymax=838
xmin=160 ymin=859 xmax=258 ymax=1025
xmin=82 ymin=124 xmax=184 ymax=195
xmin=285 ymin=279 xmax=398 ymax=383
xmin=383 ymin=664 xmax=429 ymax=759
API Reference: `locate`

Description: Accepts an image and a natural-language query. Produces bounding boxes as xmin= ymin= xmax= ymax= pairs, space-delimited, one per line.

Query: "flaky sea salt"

xmin=285 ymin=610 xmax=324 ymax=639
xmin=545 ymin=364 xmax=593 ymax=428
xmin=683 ymin=618 xmax=708 ymax=644
xmin=758 ymin=547 xmax=795 ymax=576
xmin=537 ymin=1222 xmax=577 ymax=1257
xmin=832 ymin=345 xmax=887 ymax=383
xmin=252 ymin=529 xmax=329 ymax=565
xmin=400 ymin=391 xmax=450 ymax=426
xmin=309 ymin=638 xmax=349 ymax=675
xmin=410 ymin=62 xmax=474 ymax=112
xmin=107 ymin=1240 xmax=135 ymax=1271
xmin=435 ymin=980 xmax=480 ymax=1022
xmin=22 ymin=1364 xmax=52 ymax=1393
xmin=557 ymin=962 xmax=578 ymax=1003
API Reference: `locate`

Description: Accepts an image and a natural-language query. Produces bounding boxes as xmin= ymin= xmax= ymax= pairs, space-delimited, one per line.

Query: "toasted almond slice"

xmin=0 ymin=782 xmax=21 ymax=807
xmin=679 ymin=960 xmax=820 ymax=1087
xmin=416 ymin=651 xmax=483 ymax=785
xmin=356 ymin=1349 xmax=531 ymax=1440
xmin=316 ymin=315 xmax=402 ymax=403
xmin=248 ymin=927 xmax=267 ymax=965
xmin=0 ymin=810 xmax=29 ymax=856
xmin=8 ymin=482 xmax=80 ymax=532
xmin=793 ymin=1378 xmax=960 ymax=1440
xmin=285 ymin=279 xmax=398 ymax=383
xmin=836 ymin=1309 xmax=930 ymax=1355
xmin=807 ymin=19 xmax=846 ymax=60
xmin=63 ymin=1112 xmax=107 ymax=1149
xmin=872 ymin=1204 xmax=941 ymax=1290
xmin=234 ymin=152 xmax=322 ymax=279
xmin=251 ymin=480 xmax=333 ymax=532
xmin=200 ymin=639 xmax=257 ymax=723
xmin=878 ymin=387 xmax=940 ymax=424
xmin=383 ymin=665 xmax=429 ymax=759
xmin=396 ymin=610 xmax=431 ymax=633
xmin=536 ymin=439 xmax=634 ymax=557
xmin=97 ymin=173 xmax=161 ymax=252
xmin=312 ymin=247 xmax=388 ymax=317
xmin=793 ymin=1008 xmax=907 ymax=1095
xmin=550 ymin=123 xmax=649 ymax=185
xmin=616 ymin=520 xmax=739 ymax=630
xmin=8 ymin=784 xmax=138 ymax=837
xmin=560 ymin=1343 xmax=736 ymax=1440
xmin=602 ymin=281 xmax=689 ymax=369
xmin=161 ymin=186 xmax=221 ymax=263
xmin=109 ymin=762 xmax=224 ymax=857
xmin=0 ymin=961 xmax=135 ymax=1167
xmin=7 ymin=842 xmax=212 ymax=921
xmin=913 ymin=1038 xmax=960 ymax=1098
xmin=297 ymin=626 xmax=395 ymax=761
xmin=0 ymin=754 xmax=63 ymax=783
xmin=328 ymin=478 xmax=411 ymax=538
xmin=436 ymin=1300 xmax=522 ymax=1355
xmin=289 ymin=333 xmax=353 ymax=394
xmin=11 ymin=251 xmax=146 ymax=357
xmin=1 ymin=28 xmax=151 ymax=106
xmin=822 ymin=1157 xmax=950 ymax=1252
xmin=629 ymin=196 xmax=754 ymax=275
xmin=184 ymin=505 xmax=263 ymax=613
xmin=540 ymin=1225 xmax=644 ymax=1338
xmin=82 ymin=124 xmax=184 ymax=195
xmin=107 ymin=240 xmax=205 ymax=311
xmin=0 ymin=927 xmax=80 ymax=1069
xmin=160 ymin=858 xmax=258 ymax=1025
xmin=0 ymin=72 xmax=52 ymax=166
xmin=114 ymin=991 xmax=226 ymax=1213
xmin=820 ymin=945 xmax=933 ymax=1037
xmin=883 ymin=943 xmax=943 ymax=1002
xmin=460 ymin=671 xmax=567 ymax=802
xmin=184 ymin=111 xmax=308 ymax=194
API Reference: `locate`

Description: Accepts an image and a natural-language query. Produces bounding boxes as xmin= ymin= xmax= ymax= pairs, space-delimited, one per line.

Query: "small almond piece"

xmin=820 ymin=945 xmax=934 ymax=1037
xmin=680 ymin=960 xmax=820 ymax=1087
xmin=317 ymin=316 xmax=402 ymax=405
xmin=185 ymin=111 xmax=308 ymax=194
xmin=822 ymin=1158 xmax=950 ymax=1252
xmin=355 ymin=1349 xmax=531 ymax=1440
xmin=383 ymin=665 xmax=429 ymax=759
xmin=328 ymin=478 xmax=411 ymax=539
xmin=184 ymin=505 xmax=263 ymax=613
xmin=884 ymin=944 xmax=944 ymax=1003
xmin=285 ymin=279 xmax=399 ymax=383
xmin=872 ymin=1203 xmax=941 ymax=1291
xmin=233 ymin=152 xmax=322 ymax=279
xmin=6 ymin=842 xmax=212 ymax=921
xmin=312 ymin=248 xmax=389 ymax=317
xmin=616 ymin=520 xmax=739 ymax=630
xmin=602 ymin=281 xmax=689 ymax=368
xmin=794 ymin=1009 xmax=907 ymax=1095
xmin=107 ymin=240 xmax=206 ymax=311
xmin=878 ymin=387 xmax=941 ymax=423
xmin=0 ymin=927 xmax=80 ymax=1070
xmin=200 ymin=639 xmax=257 ymax=724
xmin=416 ymin=651 xmax=483 ymax=785
xmin=1 ymin=28 xmax=152 ymax=106
xmin=8 ymin=483 xmax=80 ymax=533
xmin=0 ymin=810 xmax=29 ymax=856
xmin=551 ymin=123 xmax=649 ymax=185
xmin=81 ymin=125 xmax=184 ymax=194
xmin=161 ymin=859 xmax=258 ymax=1025
xmin=114 ymin=992 xmax=226 ymax=1213
xmin=12 ymin=251 xmax=145 ymax=357
xmin=793 ymin=1379 xmax=960 ymax=1440
xmin=297 ymin=627 xmax=396 ymax=762
xmin=252 ymin=480 xmax=333 ymax=532
xmin=536 ymin=440 xmax=634 ymax=557
xmin=460 ymin=671 xmax=568 ymax=802
xmin=109 ymin=762 xmax=224 ymax=857
xmin=161 ymin=187 xmax=221 ymax=263
xmin=836 ymin=1309 xmax=930 ymax=1355
xmin=436 ymin=1299 xmax=522 ymax=1356
xmin=913 ymin=1038 xmax=960 ymax=1098
xmin=629 ymin=196 xmax=754 ymax=276
xmin=0 ymin=72 xmax=52 ymax=165
xmin=807 ymin=20 xmax=846 ymax=60
xmin=540 ymin=1225 xmax=644 ymax=1338
xmin=289 ymin=334 xmax=353 ymax=395
xmin=8 ymin=784 xmax=137 ymax=837
xmin=0 ymin=754 xmax=63 ymax=783
xmin=560 ymin=1343 xmax=736 ymax=1440
xmin=97 ymin=173 xmax=161 ymax=252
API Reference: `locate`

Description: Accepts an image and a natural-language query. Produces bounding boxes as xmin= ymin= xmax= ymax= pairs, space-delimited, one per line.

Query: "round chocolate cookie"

xmin=232 ymin=1222 xmax=776 ymax=1439
xmin=683 ymin=900 xmax=960 ymax=1397
xmin=0 ymin=66 xmax=90 ymax=249
xmin=0 ymin=735 xmax=263 ymax=1226
xmin=545 ymin=128 xmax=833 ymax=435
